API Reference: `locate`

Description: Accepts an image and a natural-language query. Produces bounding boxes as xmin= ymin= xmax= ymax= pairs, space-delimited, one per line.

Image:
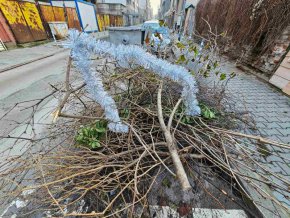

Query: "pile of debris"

xmin=0 ymin=31 xmax=289 ymax=217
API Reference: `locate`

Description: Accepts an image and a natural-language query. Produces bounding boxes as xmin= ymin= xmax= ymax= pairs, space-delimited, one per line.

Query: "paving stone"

xmin=266 ymin=161 xmax=285 ymax=174
xmin=277 ymin=128 xmax=290 ymax=137
xmin=266 ymin=154 xmax=285 ymax=163
xmin=278 ymin=123 xmax=290 ymax=129
xmin=268 ymin=108 xmax=288 ymax=113
xmin=279 ymin=116 xmax=290 ymax=122
xmin=268 ymin=135 xmax=284 ymax=143
xmin=255 ymin=122 xmax=267 ymax=128
xmin=197 ymin=59 xmax=290 ymax=211
xmin=255 ymin=116 xmax=268 ymax=123
xmin=276 ymin=162 xmax=290 ymax=176
xmin=276 ymin=135 xmax=290 ymax=144
xmin=266 ymin=122 xmax=283 ymax=129
xmin=272 ymin=191 xmax=290 ymax=205
xmin=264 ymin=116 xmax=284 ymax=123
xmin=149 ymin=206 xmax=248 ymax=218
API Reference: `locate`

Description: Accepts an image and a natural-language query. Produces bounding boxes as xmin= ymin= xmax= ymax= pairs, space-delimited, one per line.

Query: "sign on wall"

xmin=76 ymin=1 xmax=98 ymax=32
xmin=50 ymin=0 xmax=99 ymax=33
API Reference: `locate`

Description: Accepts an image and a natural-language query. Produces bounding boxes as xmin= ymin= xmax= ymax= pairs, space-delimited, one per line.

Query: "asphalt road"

xmin=0 ymin=48 xmax=70 ymax=215
xmin=0 ymin=48 xmax=69 ymax=149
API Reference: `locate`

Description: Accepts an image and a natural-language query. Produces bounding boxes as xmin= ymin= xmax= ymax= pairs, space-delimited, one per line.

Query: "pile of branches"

xmin=0 ymin=66 xmax=290 ymax=217
xmin=195 ymin=0 xmax=290 ymax=56
xmin=0 ymin=33 xmax=289 ymax=217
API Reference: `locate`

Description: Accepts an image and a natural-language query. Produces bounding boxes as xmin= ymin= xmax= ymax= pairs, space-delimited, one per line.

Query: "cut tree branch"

xmin=157 ymin=83 xmax=192 ymax=201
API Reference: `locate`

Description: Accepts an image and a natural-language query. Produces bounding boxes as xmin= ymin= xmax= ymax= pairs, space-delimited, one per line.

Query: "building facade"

xmin=159 ymin=0 xmax=199 ymax=35
xmin=138 ymin=0 xmax=153 ymax=23
xmin=95 ymin=0 xmax=140 ymax=26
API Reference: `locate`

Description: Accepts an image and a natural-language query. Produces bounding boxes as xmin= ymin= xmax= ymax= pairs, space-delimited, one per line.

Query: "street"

xmin=0 ymin=44 xmax=69 ymax=154
xmin=0 ymin=44 xmax=70 ymax=216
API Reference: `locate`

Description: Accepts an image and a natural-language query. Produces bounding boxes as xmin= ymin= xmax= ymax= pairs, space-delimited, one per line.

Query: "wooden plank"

xmin=280 ymin=55 xmax=290 ymax=69
xmin=282 ymin=82 xmax=290 ymax=96
xmin=274 ymin=66 xmax=290 ymax=80
xmin=269 ymin=75 xmax=289 ymax=89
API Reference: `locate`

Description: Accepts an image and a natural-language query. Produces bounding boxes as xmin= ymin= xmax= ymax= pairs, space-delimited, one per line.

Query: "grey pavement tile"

xmin=255 ymin=122 xmax=267 ymax=128
xmin=272 ymin=107 xmax=290 ymax=112
xmin=268 ymin=175 xmax=288 ymax=189
xmin=201 ymin=60 xmax=290 ymax=209
xmin=266 ymin=154 xmax=286 ymax=164
xmin=279 ymin=117 xmax=290 ymax=123
xmin=276 ymin=135 xmax=290 ymax=144
xmin=264 ymin=116 xmax=284 ymax=123
xmin=259 ymin=128 xmax=283 ymax=136
xmin=278 ymin=123 xmax=290 ymax=129
xmin=255 ymin=116 xmax=269 ymax=123
xmin=277 ymin=129 xmax=290 ymax=137
xmin=276 ymin=112 xmax=290 ymax=119
xmin=250 ymin=107 xmax=268 ymax=113
xmin=267 ymin=135 xmax=284 ymax=143
xmin=266 ymin=161 xmax=285 ymax=174
xmin=272 ymin=191 xmax=290 ymax=205
xmin=266 ymin=122 xmax=284 ymax=129
xmin=276 ymin=162 xmax=290 ymax=176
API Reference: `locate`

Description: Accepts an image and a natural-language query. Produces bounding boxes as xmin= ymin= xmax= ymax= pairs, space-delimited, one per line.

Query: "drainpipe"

xmin=178 ymin=0 xmax=186 ymax=38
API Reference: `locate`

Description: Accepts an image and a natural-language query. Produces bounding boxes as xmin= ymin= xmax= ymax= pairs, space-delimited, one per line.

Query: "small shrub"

xmin=200 ymin=103 xmax=216 ymax=119
xmin=75 ymin=120 xmax=107 ymax=149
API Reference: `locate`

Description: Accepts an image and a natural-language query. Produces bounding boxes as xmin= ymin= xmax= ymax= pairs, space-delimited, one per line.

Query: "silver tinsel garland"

xmin=64 ymin=30 xmax=200 ymax=133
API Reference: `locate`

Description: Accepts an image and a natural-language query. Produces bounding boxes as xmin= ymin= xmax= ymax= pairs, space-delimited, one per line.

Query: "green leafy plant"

xmin=120 ymin=108 xmax=130 ymax=119
xmin=200 ymin=103 xmax=216 ymax=119
xmin=75 ymin=120 xmax=107 ymax=149
xmin=220 ymin=73 xmax=227 ymax=81
xmin=176 ymin=41 xmax=186 ymax=49
xmin=172 ymin=104 xmax=195 ymax=125
xmin=176 ymin=54 xmax=187 ymax=64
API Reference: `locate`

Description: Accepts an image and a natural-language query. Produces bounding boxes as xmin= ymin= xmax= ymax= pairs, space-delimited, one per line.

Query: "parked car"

xmin=141 ymin=20 xmax=160 ymax=31
xmin=142 ymin=20 xmax=170 ymax=50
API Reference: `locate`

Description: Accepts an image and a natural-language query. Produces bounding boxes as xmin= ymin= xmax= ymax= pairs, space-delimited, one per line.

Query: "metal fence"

xmin=0 ymin=0 xmax=126 ymax=45
xmin=0 ymin=0 xmax=83 ymax=44
xmin=0 ymin=0 xmax=47 ymax=43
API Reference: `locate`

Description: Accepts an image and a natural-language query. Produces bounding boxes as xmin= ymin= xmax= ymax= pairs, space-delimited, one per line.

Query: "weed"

xmin=75 ymin=120 xmax=107 ymax=149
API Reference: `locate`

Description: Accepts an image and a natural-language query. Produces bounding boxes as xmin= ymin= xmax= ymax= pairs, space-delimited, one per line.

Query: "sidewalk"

xmin=199 ymin=59 xmax=290 ymax=217
xmin=222 ymin=61 xmax=290 ymax=144
xmin=0 ymin=42 xmax=66 ymax=72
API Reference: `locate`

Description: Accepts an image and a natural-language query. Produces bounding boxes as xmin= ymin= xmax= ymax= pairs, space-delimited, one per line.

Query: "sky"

xmin=150 ymin=0 xmax=161 ymax=16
